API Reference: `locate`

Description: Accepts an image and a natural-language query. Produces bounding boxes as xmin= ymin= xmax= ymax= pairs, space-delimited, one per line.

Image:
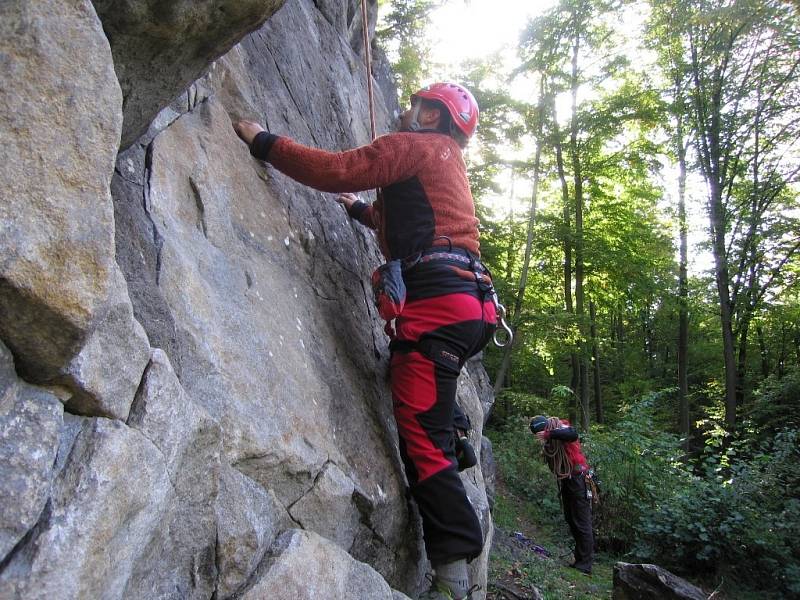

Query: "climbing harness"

xmin=397 ymin=243 xmax=514 ymax=349
xmin=399 ymin=243 xmax=513 ymax=348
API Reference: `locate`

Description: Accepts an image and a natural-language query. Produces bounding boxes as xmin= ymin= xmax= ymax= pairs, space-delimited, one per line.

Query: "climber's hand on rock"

xmin=233 ymin=120 xmax=265 ymax=145
xmin=335 ymin=193 xmax=359 ymax=210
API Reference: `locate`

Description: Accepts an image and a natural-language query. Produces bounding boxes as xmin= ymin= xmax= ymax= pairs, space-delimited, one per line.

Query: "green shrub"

xmin=745 ymin=366 xmax=800 ymax=435
xmin=584 ymin=389 xmax=685 ymax=551
xmin=490 ymin=391 xmax=558 ymax=426
xmin=632 ymin=428 xmax=800 ymax=596
xmin=488 ymin=389 xmax=800 ymax=597
xmin=487 ymin=417 xmax=563 ymax=521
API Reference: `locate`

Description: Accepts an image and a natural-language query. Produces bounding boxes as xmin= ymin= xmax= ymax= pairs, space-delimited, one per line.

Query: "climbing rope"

xmin=360 ymin=0 xmax=377 ymax=141
xmin=542 ymin=416 xmax=573 ymax=480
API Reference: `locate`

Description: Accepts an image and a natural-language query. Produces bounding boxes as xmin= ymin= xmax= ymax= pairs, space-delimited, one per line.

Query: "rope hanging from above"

xmin=360 ymin=0 xmax=377 ymax=141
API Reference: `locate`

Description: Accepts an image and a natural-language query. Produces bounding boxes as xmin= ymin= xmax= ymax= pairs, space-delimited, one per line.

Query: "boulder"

xmin=123 ymin=349 xmax=223 ymax=599
xmin=0 ymin=0 xmax=126 ymax=386
xmin=242 ymin=529 xmax=412 ymax=600
xmin=613 ymin=562 xmax=707 ymax=600
xmin=62 ymin=268 xmax=151 ymax=420
xmin=288 ymin=461 xmax=362 ymax=550
xmin=91 ymin=0 xmax=288 ymax=147
xmin=215 ymin=464 xmax=293 ymax=599
xmin=0 ymin=342 xmax=63 ymax=563
xmin=0 ymin=418 xmax=171 ymax=600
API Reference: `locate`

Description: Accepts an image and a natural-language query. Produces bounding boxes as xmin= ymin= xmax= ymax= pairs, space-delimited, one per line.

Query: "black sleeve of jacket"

xmin=549 ymin=426 xmax=579 ymax=442
xmin=250 ymin=131 xmax=280 ymax=160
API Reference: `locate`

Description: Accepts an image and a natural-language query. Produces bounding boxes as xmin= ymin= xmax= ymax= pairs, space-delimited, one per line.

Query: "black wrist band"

xmin=250 ymin=131 xmax=280 ymax=160
xmin=349 ymin=200 xmax=368 ymax=219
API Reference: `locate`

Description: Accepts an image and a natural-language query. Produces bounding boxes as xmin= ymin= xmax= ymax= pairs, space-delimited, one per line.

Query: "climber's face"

xmin=397 ymin=99 xmax=420 ymax=132
xmin=397 ymin=98 xmax=441 ymax=132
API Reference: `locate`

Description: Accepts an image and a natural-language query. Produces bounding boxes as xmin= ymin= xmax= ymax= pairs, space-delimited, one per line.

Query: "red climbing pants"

xmin=390 ymin=257 xmax=496 ymax=563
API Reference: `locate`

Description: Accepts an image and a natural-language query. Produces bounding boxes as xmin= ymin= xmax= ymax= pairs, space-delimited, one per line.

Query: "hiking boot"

xmin=568 ymin=563 xmax=592 ymax=576
xmin=418 ymin=577 xmax=480 ymax=600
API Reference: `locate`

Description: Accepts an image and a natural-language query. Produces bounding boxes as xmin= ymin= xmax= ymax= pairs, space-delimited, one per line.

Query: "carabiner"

xmin=492 ymin=297 xmax=514 ymax=348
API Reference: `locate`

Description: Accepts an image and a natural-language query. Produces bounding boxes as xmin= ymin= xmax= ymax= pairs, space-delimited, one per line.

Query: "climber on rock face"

xmin=234 ymin=82 xmax=494 ymax=600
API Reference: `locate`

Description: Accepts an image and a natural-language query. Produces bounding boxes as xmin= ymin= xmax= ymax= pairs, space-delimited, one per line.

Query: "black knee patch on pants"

xmin=410 ymin=466 xmax=484 ymax=563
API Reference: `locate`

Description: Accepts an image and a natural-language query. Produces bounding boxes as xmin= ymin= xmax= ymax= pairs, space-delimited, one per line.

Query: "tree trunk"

xmin=504 ymin=169 xmax=516 ymax=285
xmin=590 ymin=300 xmax=603 ymax=424
xmin=709 ymin=176 xmax=739 ymax=430
xmin=737 ymin=318 xmax=750 ymax=405
xmin=616 ymin=310 xmax=626 ymax=381
xmin=569 ymin=22 xmax=589 ymax=432
xmin=778 ymin=321 xmax=787 ymax=378
xmin=689 ymin=39 xmax=738 ymax=430
xmin=756 ymin=324 xmax=769 ymax=378
xmin=491 ymin=83 xmax=546 ymax=399
xmin=554 ymin=104 xmax=578 ymax=425
xmin=676 ymin=114 xmax=690 ymax=439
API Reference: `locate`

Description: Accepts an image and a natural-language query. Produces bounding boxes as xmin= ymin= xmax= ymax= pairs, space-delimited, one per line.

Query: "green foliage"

xmin=489 ymin=416 xmax=564 ymax=521
xmin=492 ymin=389 xmax=800 ymax=592
xmin=376 ymin=0 xmax=443 ymax=103
xmin=492 ymin=391 xmax=551 ymax=422
xmin=632 ymin=429 xmax=800 ymax=596
xmin=745 ymin=366 xmax=800 ymax=435
xmin=491 ymin=390 xmax=800 ymax=597
xmin=585 ymin=390 xmax=686 ymax=549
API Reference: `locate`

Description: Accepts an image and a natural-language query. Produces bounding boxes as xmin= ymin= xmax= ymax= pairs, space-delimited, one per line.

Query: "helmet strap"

xmin=408 ymin=102 xmax=422 ymax=131
xmin=449 ymin=121 xmax=468 ymax=148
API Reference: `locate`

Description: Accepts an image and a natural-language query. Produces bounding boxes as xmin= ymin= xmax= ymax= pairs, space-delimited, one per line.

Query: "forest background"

xmin=377 ymin=1 xmax=799 ymax=597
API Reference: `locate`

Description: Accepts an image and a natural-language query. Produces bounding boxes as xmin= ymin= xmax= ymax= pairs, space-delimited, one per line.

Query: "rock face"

xmin=242 ymin=529 xmax=413 ymax=600
xmin=0 ymin=0 xmax=494 ymax=598
xmin=0 ymin=0 xmax=149 ymax=416
xmin=92 ymin=0 xmax=289 ymax=147
xmin=0 ymin=342 xmax=63 ymax=563
xmin=613 ymin=563 xmax=707 ymax=600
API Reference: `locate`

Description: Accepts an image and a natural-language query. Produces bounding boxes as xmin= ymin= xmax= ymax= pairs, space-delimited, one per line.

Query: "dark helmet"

xmin=529 ymin=415 xmax=548 ymax=434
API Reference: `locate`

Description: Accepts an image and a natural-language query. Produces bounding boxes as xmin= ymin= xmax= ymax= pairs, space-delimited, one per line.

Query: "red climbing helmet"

xmin=412 ymin=82 xmax=479 ymax=139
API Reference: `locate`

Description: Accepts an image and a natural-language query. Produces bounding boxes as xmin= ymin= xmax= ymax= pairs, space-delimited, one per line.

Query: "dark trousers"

xmin=559 ymin=473 xmax=594 ymax=572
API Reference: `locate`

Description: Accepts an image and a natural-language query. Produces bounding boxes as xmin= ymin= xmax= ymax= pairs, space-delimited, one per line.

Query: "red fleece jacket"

xmin=250 ymin=130 xmax=480 ymax=260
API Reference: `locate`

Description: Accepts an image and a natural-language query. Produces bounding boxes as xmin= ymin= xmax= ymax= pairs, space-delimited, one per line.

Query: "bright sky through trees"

xmin=422 ymin=0 xmax=714 ymax=274
xmin=427 ymin=1 xmax=557 ymax=67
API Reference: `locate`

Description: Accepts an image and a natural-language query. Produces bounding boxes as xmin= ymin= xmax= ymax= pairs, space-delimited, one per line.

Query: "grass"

xmin=487 ymin=479 xmax=614 ymax=599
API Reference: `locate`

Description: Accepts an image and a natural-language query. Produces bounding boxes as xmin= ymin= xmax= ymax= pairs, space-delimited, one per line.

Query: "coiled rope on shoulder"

xmin=542 ymin=416 xmax=573 ymax=480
